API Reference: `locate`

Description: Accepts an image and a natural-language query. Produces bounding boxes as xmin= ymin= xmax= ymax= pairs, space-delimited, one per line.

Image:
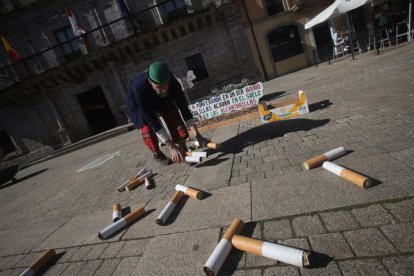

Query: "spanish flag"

xmin=0 ymin=34 xmax=21 ymax=61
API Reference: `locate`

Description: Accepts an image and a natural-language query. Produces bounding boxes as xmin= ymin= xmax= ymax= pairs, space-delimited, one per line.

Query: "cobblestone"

xmin=320 ymin=211 xmax=360 ymax=232
xmin=93 ymin=258 xmax=121 ymax=276
xmin=77 ymin=260 xmax=102 ymax=276
xmin=381 ymin=223 xmax=414 ymax=252
xmin=382 ymin=255 xmax=414 ymax=276
xmin=292 ymin=215 xmax=325 ymax=237
xmin=384 ymin=198 xmax=414 ymax=222
xmin=309 ymin=233 xmax=354 ymax=259
xmin=337 ymin=259 xmax=389 ymax=276
xmin=112 ymin=256 xmax=140 ymax=275
xmin=263 ymin=219 xmax=293 ymax=241
xmin=351 ymin=205 xmax=396 ymax=227
xmin=264 ymin=266 xmax=299 ymax=275
xmin=100 ymin=242 xmax=126 ymax=259
xmin=343 ymin=228 xmax=397 ymax=256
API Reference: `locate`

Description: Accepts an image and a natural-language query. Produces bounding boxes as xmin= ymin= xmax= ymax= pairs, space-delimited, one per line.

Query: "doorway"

xmin=77 ymin=87 xmax=117 ymax=135
xmin=0 ymin=130 xmax=17 ymax=155
xmin=313 ymin=22 xmax=332 ymax=62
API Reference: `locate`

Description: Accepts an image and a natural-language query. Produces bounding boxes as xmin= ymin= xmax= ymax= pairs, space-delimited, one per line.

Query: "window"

xmin=267 ymin=25 xmax=303 ymax=62
xmin=55 ymin=26 xmax=80 ymax=56
xmin=265 ymin=0 xmax=284 ymax=16
xmin=164 ymin=0 xmax=187 ymax=21
xmin=185 ymin=53 xmax=209 ymax=82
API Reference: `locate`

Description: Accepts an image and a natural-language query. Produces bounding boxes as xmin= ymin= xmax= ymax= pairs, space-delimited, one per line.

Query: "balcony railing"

xmin=0 ymin=0 xmax=228 ymax=91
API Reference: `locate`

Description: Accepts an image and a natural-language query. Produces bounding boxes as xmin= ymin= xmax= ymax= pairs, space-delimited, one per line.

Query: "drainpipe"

xmin=242 ymin=0 xmax=268 ymax=81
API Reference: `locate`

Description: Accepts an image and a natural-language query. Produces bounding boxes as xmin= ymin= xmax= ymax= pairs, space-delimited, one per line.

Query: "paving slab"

xmin=0 ymin=217 xmax=70 ymax=256
xmin=131 ymin=228 xmax=219 ymax=275
xmin=382 ymin=255 xmax=414 ymax=276
xmin=390 ymin=147 xmax=414 ymax=168
xmin=185 ymin=123 xmax=239 ymax=191
xmin=36 ymin=209 xmax=129 ymax=250
xmin=252 ymin=155 xmax=413 ymax=221
xmin=123 ymin=183 xmax=251 ymax=239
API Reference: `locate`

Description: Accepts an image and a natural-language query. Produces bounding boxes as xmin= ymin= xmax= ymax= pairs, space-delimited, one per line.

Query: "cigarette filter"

xmin=144 ymin=177 xmax=152 ymax=189
xmin=99 ymin=206 xmax=146 ymax=240
xmin=156 ymin=191 xmax=184 ymax=225
xmin=112 ymin=203 xmax=122 ymax=222
xmin=303 ymin=147 xmax=346 ymax=170
xmin=175 ymin=184 xmax=204 ymax=200
xmin=185 ymin=156 xmax=201 ymax=163
xmin=19 ymin=249 xmax=56 ymax=276
xmin=117 ymin=170 xmax=153 ymax=192
xmin=187 ymin=151 xmax=208 ymax=158
xmin=322 ymin=161 xmax=374 ymax=188
xmin=195 ymin=140 xmax=220 ymax=150
xmin=203 ymin=218 xmax=245 ymax=276
xmin=125 ymin=171 xmax=153 ymax=192
xmin=231 ymin=235 xmax=311 ymax=268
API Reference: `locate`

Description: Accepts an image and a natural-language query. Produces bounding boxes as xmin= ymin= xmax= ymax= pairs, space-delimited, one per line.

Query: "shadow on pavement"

xmin=39 ymin=251 xmax=65 ymax=275
xmin=0 ymin=168 xmax=48 ymax=190
xmin=308 ymin=100 xmax=332 ymax=112
xmin=163 ymin=196 xmax=189 ymax=226
xmin=202 ymin=119 xmax=330 ymax=167
xmin=259 ymin=91 xmax=286 ymax=102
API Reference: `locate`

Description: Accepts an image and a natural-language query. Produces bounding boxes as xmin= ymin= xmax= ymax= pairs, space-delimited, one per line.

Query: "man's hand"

xmin=170 ymin=144 xmax=187 ymax=163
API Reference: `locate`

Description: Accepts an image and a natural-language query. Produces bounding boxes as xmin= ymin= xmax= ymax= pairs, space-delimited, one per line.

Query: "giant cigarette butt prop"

xmin=195 ymin=140 xmax=220 ymax=150
xmin=156 ymin=191 xmax=184 ymax=225
xmin=175 ymin=184 xmax=204 ymax=200
xmin=99 ymin=207 xmax=146 ymax=240
xmin=117 ymin=170 xmax=152 ymax=192
xmin=144 ymin=177 xmax=152 ymax=189
xmin=303 ymin=147 xmax=346 ymax=170
xmin=125 ymin=171 xmax=153 ymax=192
xmin=112 ymin=203 xmax=122 ymax=222
xmin=19 ymin=249 xmax=56 ymax=276
xmin=231 ymin=235 xmax=311 ymax=268
xmin=203 ymin=218 xmax=245 ymax=276
xmin=322 ymin=161 xmax=374 ymax=188
xmin=187 ymin=151 xmax=208 ymax=158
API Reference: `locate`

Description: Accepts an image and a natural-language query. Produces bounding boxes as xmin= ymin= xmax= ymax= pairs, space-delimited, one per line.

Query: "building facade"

xmin=0 ymin=0 xmax=410 ymax=156
xmin=0 ymin=0 xmax=261 ymax=156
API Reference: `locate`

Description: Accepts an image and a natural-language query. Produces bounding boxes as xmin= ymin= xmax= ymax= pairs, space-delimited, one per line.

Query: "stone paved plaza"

xmin=0 ymin=45 xmax=413 ymax=275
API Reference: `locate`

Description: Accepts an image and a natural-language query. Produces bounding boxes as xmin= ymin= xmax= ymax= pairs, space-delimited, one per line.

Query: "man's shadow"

xmin=198 ymin=118 xmax=330 ymax=167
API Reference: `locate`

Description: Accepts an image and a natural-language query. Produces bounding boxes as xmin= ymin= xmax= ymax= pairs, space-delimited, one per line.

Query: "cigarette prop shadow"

xmin=39 ymin=252 xmax=65 ymax=275
xmin=258 ymin=91 xmax=286 ymax=102
xmin=0 ymin=168 xmax=48 ymax=190
xmin=122 ymin=206 xmax=131 ymax=216
xmin=219 ymin=222 xmax=257 ymax=276
xmin=308 ymin=100 xmax=332 ymax=112
xmin=163 ymin=196 xmax=189 ymax=226
xmin=205 ymin=118 xmax=330 ymax=166
xmin=103 ymin=209 xmax=156 ymax=240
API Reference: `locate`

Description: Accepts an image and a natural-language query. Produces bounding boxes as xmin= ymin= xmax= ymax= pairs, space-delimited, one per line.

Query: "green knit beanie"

xmin=147 ymin=62 xmax=171 ymax=84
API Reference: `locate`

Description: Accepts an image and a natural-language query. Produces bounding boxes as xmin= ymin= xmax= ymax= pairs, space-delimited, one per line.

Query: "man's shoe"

xmin=153 ymin=152 xmax=171 ymax=166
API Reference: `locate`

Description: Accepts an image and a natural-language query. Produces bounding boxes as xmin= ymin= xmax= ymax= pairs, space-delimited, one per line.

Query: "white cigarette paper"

xmin=187 ymin=151 xmax=208 ymax=158
xmin=203 ymin=218 xmax=245 ymax=276
xmin=185 ymin=156 xmax=201 ymax=163
xmin=144 ymin=177 xmax=151 ymax=189
xmin=99 ymin=207 xmax=145 ymax=240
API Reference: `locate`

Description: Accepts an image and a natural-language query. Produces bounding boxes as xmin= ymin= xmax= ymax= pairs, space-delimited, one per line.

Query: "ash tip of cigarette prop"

xmin=98 ymin=233 xmax=105 ymax=240
xmin=203 ymin=267 xmax=215 ymax=276
xmin=363 ymin=178 xmax=376 ymax=189
xmin=156 ymin=218 xmax=164 ymax=226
